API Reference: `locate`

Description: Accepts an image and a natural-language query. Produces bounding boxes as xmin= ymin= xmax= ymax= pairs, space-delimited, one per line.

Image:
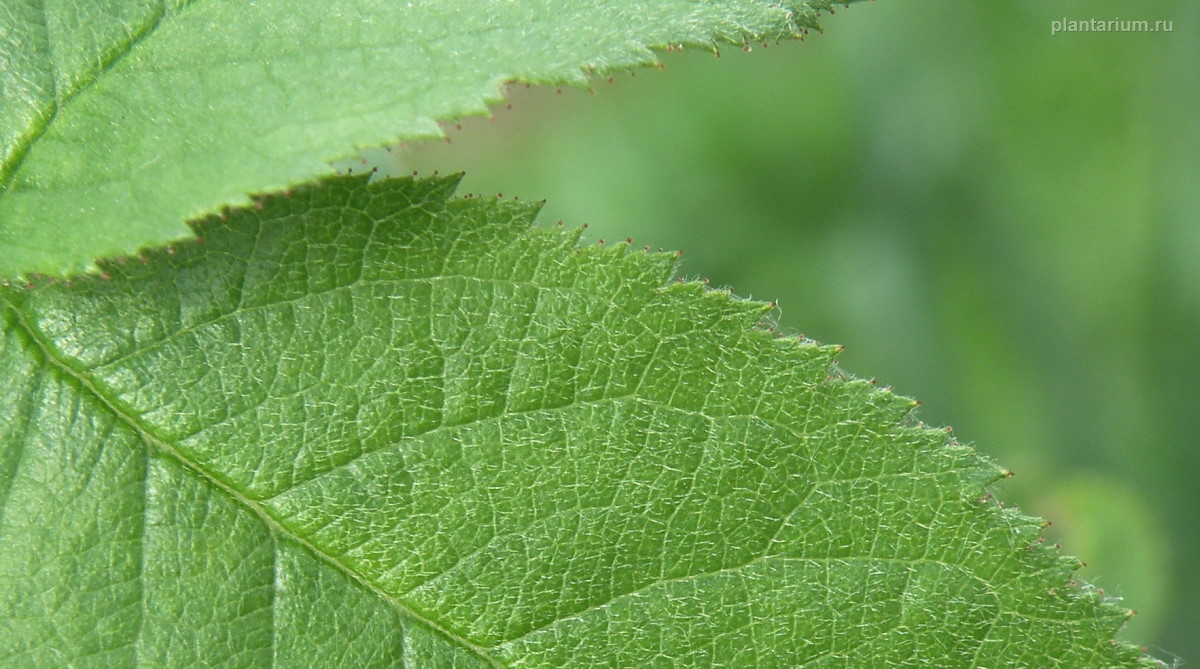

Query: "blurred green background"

xmin=369 ymin=0 xmax=1197 ymax=661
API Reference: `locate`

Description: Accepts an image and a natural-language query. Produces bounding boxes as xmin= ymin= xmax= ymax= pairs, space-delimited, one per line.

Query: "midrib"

xmin=1 ymin=295 xmax=504 ymax=668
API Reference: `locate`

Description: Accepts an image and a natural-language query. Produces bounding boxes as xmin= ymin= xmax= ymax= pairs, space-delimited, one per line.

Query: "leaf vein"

xmin=1 ymin=0 xmax=184 ymax=193
xmin=1 ymin=296 xmax=506 ymax=669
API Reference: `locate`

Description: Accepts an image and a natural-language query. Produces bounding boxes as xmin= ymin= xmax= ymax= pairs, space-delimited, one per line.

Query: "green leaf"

xmin=0 ymin=175 xmax=1154 ymax=666
xmin=0 ymin=0 xmax=850 ymax=278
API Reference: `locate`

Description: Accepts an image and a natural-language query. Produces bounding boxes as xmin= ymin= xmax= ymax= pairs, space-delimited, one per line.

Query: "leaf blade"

xmin=0 ymin=175 xmax=1154 ymax=666
xmin=0 ymin=0 xmax=850 ymax=277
